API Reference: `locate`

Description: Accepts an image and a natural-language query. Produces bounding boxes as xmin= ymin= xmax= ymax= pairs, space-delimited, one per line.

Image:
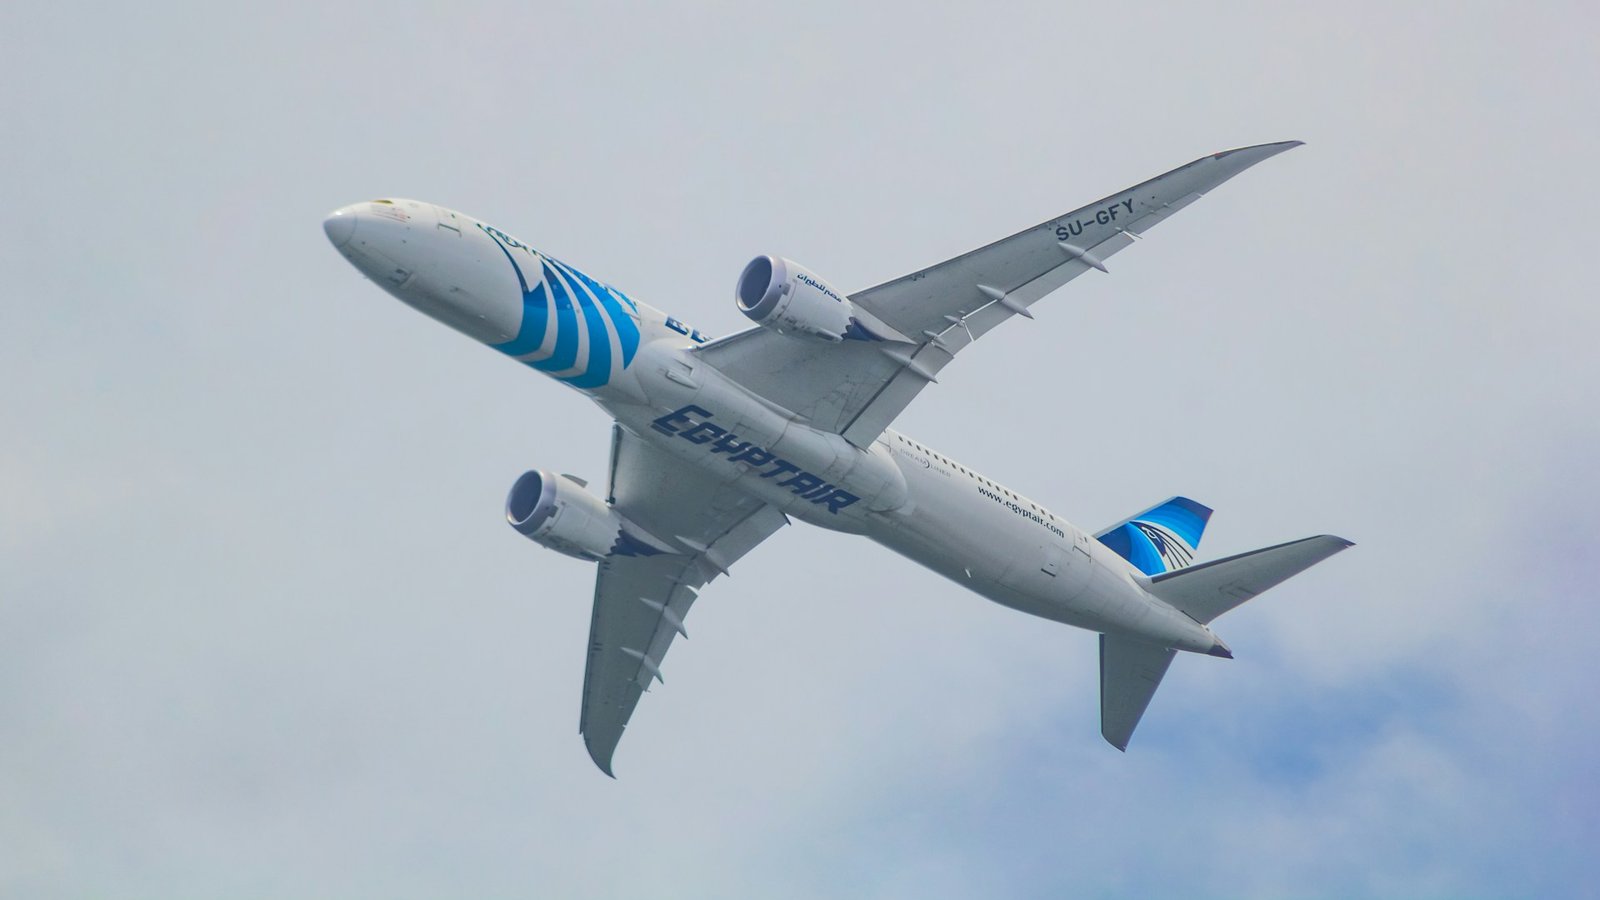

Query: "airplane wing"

xmin=694 ymin=142 xmax=1302 ymax=448
xmin=579 ymin=424 xmax=788 ymax=775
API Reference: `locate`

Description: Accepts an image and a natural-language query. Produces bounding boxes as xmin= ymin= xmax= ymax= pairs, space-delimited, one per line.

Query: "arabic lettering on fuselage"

xmin=649 ymin=406 xmax=860 ymax=514
xmin=794 ymin=272 xmax=844 ymax=304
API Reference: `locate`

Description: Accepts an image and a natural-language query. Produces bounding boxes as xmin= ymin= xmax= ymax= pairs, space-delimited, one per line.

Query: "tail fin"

xmin=1100 ymin=634 xmax=1177 ymax=751
xmin=1095 ymin=496 xmax=1213 ymax=575
xmin=1100 ymin=533 xmax=1353 ymax=751
xmin=1146 ymin=534 xmax=1354 ymax=624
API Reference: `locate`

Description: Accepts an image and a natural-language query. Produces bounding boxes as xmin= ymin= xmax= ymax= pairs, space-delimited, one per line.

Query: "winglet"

xmin=585 ymin=735 xmax=619 ymax=778
xmin=1199 ymin=141 xmax=1305 ymax=185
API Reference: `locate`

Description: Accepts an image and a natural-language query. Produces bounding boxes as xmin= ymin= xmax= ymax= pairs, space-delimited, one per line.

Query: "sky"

xmin=3 ymin=2 xmax=1597 ymax=897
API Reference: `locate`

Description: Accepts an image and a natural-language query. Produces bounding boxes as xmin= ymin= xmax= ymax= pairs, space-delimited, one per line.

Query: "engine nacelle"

xmin=735 ymin=255 xmax=904 ymax=343
xmin=505 ymin=470 xmax=670 ymax=561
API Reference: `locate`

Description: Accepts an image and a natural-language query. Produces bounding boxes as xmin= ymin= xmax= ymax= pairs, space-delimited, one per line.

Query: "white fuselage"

xmin=324 ymin=199 xmax=1223 ymax=655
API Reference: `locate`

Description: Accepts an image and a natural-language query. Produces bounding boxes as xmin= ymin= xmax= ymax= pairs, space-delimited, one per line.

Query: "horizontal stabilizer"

xmin=1146 ymin=534 xmax=1353 ymax=625
xmin=1100 ymin=634 xmax=1177 ymax=751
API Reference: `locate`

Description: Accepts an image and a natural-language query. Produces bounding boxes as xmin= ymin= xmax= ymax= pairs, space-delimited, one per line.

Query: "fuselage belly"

xmin=324 ymin=198 xmax=1220 ymax=655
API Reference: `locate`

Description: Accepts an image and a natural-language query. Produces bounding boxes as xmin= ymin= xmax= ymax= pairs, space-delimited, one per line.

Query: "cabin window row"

xmin=892 ymin=434 xmax=1056 ymax=521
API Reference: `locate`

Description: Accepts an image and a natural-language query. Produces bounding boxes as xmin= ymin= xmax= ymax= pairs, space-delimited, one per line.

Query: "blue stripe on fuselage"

xmin=527 ymin=261 xmax=580 ymax=374
xmin=551 ymin=262 xmax=613 ymax=389
xmin=552 ymin=259 xmax=640 ymax=369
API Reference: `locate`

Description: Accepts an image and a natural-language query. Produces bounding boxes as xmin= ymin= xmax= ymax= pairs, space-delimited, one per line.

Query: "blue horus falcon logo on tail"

xmin=1095 ymin=496 xmax=1213 ymax=575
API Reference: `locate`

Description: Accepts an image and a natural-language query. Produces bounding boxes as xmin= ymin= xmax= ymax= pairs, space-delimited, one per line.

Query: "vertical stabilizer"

xmin=1100 ymin=634 xmax=1178 ymax=751
xmin=1095 ymin=497 xmax=1213 ymax=575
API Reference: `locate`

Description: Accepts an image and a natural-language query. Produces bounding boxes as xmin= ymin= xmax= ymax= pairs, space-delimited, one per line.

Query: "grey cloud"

xmin=2 ymin=1 xmax=1596 ymax=897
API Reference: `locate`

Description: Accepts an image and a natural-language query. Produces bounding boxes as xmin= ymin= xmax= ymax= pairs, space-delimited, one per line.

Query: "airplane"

xmin=322 ymin=141 xmax=1351 ymax=776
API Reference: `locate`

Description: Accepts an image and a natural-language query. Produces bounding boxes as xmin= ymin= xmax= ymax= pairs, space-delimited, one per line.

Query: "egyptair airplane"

xmin=323 ymin=141 xmax=1351 ymax=775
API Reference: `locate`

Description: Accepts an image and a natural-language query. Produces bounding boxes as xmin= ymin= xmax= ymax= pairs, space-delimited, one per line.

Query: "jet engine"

xmin=505 ymin=470 xmax=671 ymax=561
xmin=735 ymin=255 xmax=904 ymax=342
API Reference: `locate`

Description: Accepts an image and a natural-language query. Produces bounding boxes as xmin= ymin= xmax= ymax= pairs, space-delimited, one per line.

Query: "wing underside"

xmin=695 ymin=142 xmax=1302 ymax=446
xmin=579 ymin=425 xmax=786 ymax=775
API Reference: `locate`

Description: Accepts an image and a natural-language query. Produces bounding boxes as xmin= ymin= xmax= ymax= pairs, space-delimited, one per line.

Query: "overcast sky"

xmin=4 ymin=2 xmax=1597 ymax=897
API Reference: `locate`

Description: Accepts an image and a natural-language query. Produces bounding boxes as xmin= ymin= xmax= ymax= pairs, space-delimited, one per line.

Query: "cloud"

xmin=2 ymin=1 xmax=1596 ymax=897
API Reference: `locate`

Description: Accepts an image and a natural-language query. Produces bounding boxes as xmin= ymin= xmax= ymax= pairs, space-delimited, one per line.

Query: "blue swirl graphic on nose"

xmin=485 ymin=232 xmax=550 ymax=357
xmin=494 ymin=283 xmax=548 ymax=357
xmin=526 ymin=261 xmax=580 ymax=375
xmin=481 ymin=224 xmax=640 ymax=387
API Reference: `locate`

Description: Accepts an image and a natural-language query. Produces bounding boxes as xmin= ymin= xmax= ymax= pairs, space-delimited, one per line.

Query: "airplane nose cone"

xmin=323 ymin=207 xmax=357 ymax=248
